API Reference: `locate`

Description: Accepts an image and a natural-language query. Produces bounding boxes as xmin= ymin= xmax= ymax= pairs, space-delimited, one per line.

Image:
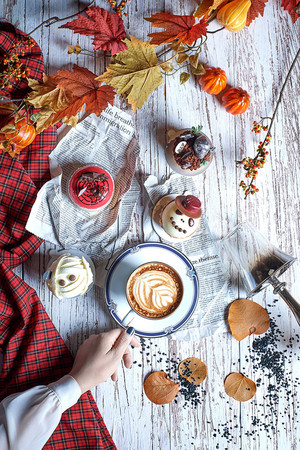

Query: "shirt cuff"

xmin=48 ymin=375 xmax=82 ymax=412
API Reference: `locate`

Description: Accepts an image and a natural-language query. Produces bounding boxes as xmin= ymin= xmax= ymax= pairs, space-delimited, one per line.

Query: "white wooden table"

xmin=2 ymin=1 xmax=300 ymax=449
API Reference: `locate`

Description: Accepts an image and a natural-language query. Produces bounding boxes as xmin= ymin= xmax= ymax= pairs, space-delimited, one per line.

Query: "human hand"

xmin=69 ymin=327 xmax=140 ymax=394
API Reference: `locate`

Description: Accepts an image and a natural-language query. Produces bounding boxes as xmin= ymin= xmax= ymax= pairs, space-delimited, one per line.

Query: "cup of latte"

xmin=126 ymin=262 xmax=183 ymax=320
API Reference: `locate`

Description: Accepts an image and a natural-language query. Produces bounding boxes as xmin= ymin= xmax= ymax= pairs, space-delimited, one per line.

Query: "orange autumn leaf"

xmin=178 ymin=357 xmax=207 ymax=385
xmin=228 ymin=298 xmax=270 ymax=341
xmin=60 ymin=6 xmax=127 ymax=55
xmin=246 ymin=0 xmax=269 ymax=26
xmin=145 ymin=13 xmax=208 ymax=46
xmin=194 ymin=0 xmax=214 ymax=18
xmin=281 ymin=0 xmax=300 ymax=22
xmin=195 ymin=0 xmax=230 ymax=17
xmin=144 ymin=371 xmax=179 ymax=405
xmin=224 ymin=373 xmax=256 ymax=402
xmin=52 ymin=65 xmax=115 ymax=117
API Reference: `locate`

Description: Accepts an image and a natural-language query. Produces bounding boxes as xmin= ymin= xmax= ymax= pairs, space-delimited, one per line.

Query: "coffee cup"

xmin=125 ymin=262 xmax=183 ymax=320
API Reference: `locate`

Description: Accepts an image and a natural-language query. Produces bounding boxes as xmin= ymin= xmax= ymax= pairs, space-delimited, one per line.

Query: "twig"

xmin=237 ymin=46 xmax=300 ymax=198
xmin=27 ymin=0 xmax=95 ymax=35
xmin=207 ymin=27 xmax=224 ymax=34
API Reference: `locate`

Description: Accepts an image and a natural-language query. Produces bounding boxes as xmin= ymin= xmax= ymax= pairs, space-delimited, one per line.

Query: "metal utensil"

xmin=221 ymin=222 xmax=300 ymax=326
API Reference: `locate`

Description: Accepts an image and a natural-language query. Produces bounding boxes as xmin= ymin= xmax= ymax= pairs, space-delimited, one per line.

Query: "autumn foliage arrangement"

xmin=0 ymin=0 xmax=299 ymax=195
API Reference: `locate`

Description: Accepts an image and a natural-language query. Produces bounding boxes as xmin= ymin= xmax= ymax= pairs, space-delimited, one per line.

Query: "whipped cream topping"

xmin=131 ymin=269 xmax=179 ymax=315
xmin=47 ymin=254 xmax=93 ymax=299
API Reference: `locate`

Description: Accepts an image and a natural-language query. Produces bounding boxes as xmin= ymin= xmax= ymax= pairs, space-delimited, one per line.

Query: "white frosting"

xmin=132 ymin=270 xmax=178 ymax=315
xmin=47 ymin=254 xmax=93 ymax=299
xmin=161 ymin=200 xmax=200 ymax=239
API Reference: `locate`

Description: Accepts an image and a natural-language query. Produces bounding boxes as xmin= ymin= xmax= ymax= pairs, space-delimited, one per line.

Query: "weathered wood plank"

xmin=2 ymin=0 xmax=300 ymax=449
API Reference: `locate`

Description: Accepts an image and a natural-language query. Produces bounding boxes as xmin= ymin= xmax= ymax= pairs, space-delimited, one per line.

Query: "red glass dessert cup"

xmin=68 ymin=165 xmax=114 ymax=211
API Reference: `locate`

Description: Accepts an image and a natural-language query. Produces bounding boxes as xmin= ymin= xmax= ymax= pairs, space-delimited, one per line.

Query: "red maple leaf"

xmin=51 ymin=65 xmax=115 ymax=117
xmin=281 ymin=0 xmax=300 ymax=22
xmin=60 ymin=6 xmax=127 ymax=55
xmin=145 ymin=13 xmax=208 ymax=46
xmin=246 ymin=0 xmax=269 ymax=26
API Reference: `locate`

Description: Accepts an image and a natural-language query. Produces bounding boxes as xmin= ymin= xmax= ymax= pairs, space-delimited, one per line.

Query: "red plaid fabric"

xmin=0 ymin=22 xmax=116 ymax=449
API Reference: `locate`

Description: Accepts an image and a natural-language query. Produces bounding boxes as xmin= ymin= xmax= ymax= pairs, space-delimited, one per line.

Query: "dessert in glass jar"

xmin=166 ymin=126 xmax=215 ymax=176
xmin=68 ymin=164 xmax=114 ymax=210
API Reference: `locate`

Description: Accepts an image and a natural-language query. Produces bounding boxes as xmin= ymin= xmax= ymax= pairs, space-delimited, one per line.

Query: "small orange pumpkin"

xmin=221 ymin=87 xmax=250 ymax=115
xmin=198 ymin=67 xmax=227 ymax=95
xmin=5 ymin=117 xmax=36 ymax=148
xmin=217 ymin=0 xmax=251 ymax=32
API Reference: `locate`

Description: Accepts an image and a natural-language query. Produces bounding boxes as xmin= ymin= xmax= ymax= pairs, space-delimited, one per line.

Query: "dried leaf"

xmin=189 ymin=53 xmax=199 ymax=68
xmin=177 ymin=52 xmax=189 ymax=64
xmin=178 ymin=357 xmax=207 ymax=385
xmin=60 ymin=6 xmax=127 ymax=55
xmin=27 ymin=76 xmax=74 ymax=111
xmin=52 ymin=65 xmax=115 ymax=117
xmin=192 ymin=64 xmax=206 ymax=75
xmin=144 ymin=371 xmax=179 ymax=405
xmin=97 ymin=36 xmax=163 ymax=113
xmin=281 ymin=0 xmax=300 ymax=22
xmin=0 ymin=102 xmax=18 ymax=116
xmin=224 ymin=373 xmax=256 ymax=401
xmin=170 ymin=41 xmax=186 ymax=52
xmin=194 ymin=0 xmax=214 ymax=18
xmin=145 ymin=13 xmax=208 ymax=46
xmin=208 ymin=0 xmax=230 ymax=13
xmin=228 ymin=298 xmax=270 ymax=341
xmin=180 ymin=72 xmax=190 ymax=84
xmin=246 ymin=0 xmax=269 ymax=26
xmin=0 ymin=123 xmax=16 ymax=134
xmin=160 ymin=61 xmax=174 ymax=73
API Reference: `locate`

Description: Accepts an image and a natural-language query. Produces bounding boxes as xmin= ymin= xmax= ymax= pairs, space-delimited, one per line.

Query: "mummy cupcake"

xmin=160 ymin=195 xmax=202 ymax=239
xmin=68 ymin=165 xmax=114 ymax=210
xmin=45 ymin=253 xmax=94 ymax=299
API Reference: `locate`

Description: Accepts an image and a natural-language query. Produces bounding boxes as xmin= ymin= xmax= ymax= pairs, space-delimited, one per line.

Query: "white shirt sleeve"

xmin=0 ymin=375 xmax=82 ymax=450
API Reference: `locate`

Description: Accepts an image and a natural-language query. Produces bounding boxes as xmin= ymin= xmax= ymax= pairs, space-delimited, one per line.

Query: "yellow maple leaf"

xmin=27 ymin=75 xmax=73 ymax=111
xmin=97 ymin=35 xmax=163 ymax=113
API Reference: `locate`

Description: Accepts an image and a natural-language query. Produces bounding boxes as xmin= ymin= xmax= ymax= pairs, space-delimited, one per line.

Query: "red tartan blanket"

xmin=0 ymin=21 xmax=115 ymax=449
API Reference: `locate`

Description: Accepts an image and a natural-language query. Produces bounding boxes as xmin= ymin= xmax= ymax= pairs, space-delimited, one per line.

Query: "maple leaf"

xmin=52 ymin=65 xmax=115 ymax=117
xmin=27 ymin=75 xmax=73 ymax=111
xmin=246 ymin=0 xmax=269 ymax=26
xmin=281 ymin=0 xmax=300 ymax=22
xmin=195 ymin=0 xmax=229 ymax=18
xmin=60 ymin=6 xmax=127 ymax=55
xmin=97 ymin=36 xmax=163 ymax=113
xmin=145 ymin=13 xmax=208 ymax=46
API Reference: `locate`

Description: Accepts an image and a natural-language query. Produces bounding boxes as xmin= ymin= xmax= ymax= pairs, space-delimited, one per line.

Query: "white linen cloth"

xmin=0 ymin=375 xmax=81 ymax=450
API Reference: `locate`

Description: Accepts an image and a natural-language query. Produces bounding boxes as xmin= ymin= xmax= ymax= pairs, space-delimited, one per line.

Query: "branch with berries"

xmin=236 ymin=45 xmax=300 ymax=199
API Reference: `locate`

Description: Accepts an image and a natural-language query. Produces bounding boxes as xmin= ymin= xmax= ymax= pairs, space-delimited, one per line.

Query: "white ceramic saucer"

xmin=105 ymin=242 xmax=199 ymax=338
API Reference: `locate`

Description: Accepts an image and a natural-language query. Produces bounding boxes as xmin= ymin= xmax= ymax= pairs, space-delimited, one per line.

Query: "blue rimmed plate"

xmin=105 ymin=242 xmax=199 ymax=338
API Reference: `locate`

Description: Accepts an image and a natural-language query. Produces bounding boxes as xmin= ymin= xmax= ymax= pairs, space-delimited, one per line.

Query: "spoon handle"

xmin=269 ymin=276 xmax=300 ymax=327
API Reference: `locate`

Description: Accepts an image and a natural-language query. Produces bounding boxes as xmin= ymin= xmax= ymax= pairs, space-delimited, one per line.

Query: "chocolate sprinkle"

xmin=58 ymin=279 xmax=65 ymax=286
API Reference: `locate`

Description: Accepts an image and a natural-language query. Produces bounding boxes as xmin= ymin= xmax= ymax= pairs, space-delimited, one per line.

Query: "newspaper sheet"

xmin=26 ymin=106 xmax=140 ymax=286
xmin=143 ymin=174 xmax=236 ymax=340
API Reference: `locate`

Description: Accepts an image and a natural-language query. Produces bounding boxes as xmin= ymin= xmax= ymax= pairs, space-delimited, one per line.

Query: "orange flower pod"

xmin=5 ymin=118 xmax=36 ymax=148
xmin=221 ymin=87 xmax=250 ymax=115
xmin=198 ymin=67 xmax=227 ymax=95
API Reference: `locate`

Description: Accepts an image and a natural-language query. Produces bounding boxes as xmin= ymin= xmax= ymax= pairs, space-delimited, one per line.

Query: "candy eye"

xmin=58 ymin=279 xmax=66 ymax=286
xmin=69 ymin=274 xmax=76 ymax=281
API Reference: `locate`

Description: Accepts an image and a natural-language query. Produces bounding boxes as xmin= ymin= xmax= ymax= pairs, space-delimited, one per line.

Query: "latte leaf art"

xmin=224 ymin=372 xmax=257 ymax=402
xmin=228 ymin=298 xmax=270 ymax=341
xmin=144 ymin=371 xmax=179 ymax=405
xmin=134 ymin=271 xmax=178 ymax=314
xmin=178 ymin=357 xmax=207 ymax=385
